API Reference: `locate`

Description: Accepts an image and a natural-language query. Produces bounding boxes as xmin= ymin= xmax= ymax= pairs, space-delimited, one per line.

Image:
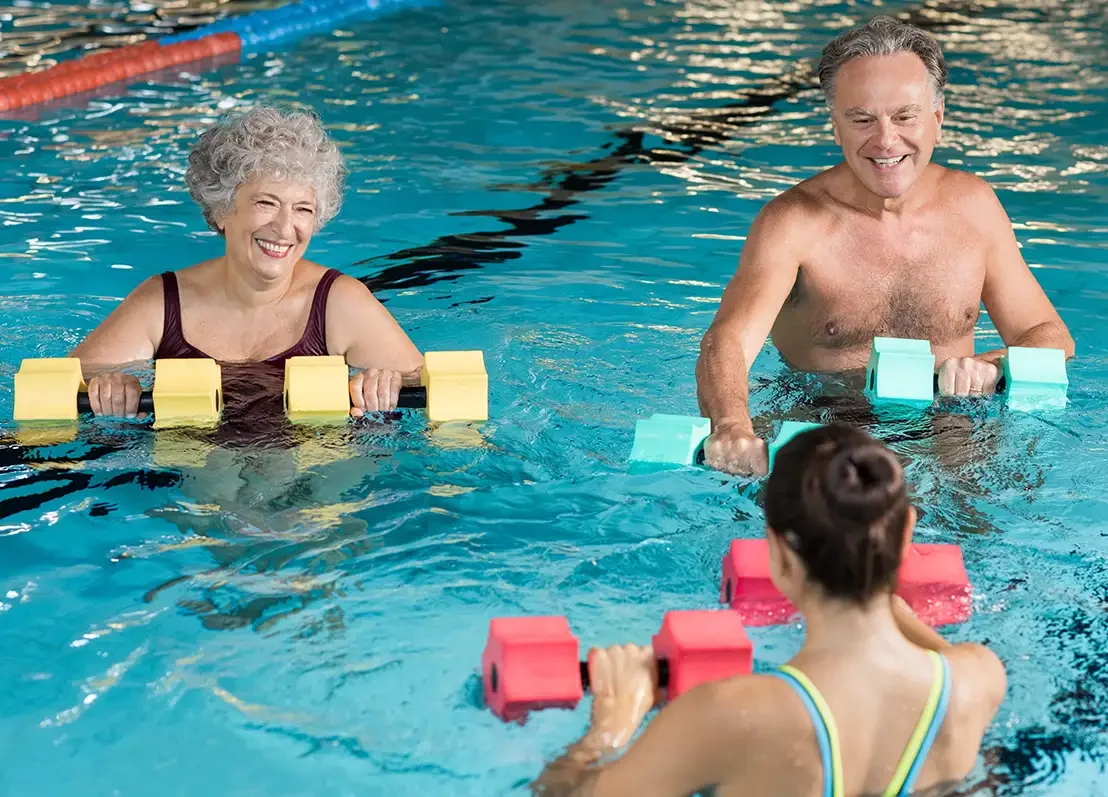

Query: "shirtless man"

xmin=696 ymin=16 xmax=1074 ymax=476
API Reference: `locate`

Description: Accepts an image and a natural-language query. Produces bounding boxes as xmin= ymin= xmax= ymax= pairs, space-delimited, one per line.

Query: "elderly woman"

xmin=71 ymin=105 xmax=421 ymax=419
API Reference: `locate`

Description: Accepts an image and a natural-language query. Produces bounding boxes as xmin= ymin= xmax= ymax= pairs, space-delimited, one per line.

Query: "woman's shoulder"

xmin=122 ymin=270 xmax=170 ymax=308
xmin=945 ymin=643 xmax=1008 ymax=722
xmin=302 ymin=263 xmax=376 ymax=304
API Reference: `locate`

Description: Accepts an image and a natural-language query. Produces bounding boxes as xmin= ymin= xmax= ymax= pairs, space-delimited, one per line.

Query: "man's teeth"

xmin=256 ymin=239 xmax=291 ymax=254
xmin=873 ymin=156 xmax=906 ymax=166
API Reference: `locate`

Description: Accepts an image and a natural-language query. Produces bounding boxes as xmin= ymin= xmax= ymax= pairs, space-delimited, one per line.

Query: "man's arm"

xmin=974 ymin=182 xmax=1075 ymax=364
xmin=696 ymin=197 xmax=804 ymax=433
xmin=532 ymin=680 xmax=747 ymax=797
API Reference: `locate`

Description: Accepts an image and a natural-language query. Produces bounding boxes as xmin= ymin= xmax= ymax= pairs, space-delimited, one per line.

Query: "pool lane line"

xmin=0 ymin=35 xmax=243 ymax=113
xmin=0 ymin=0 xmax=436 ymax=113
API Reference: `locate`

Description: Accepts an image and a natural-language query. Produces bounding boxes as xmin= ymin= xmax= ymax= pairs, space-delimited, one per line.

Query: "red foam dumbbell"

xmin=481 ymin=610 xmax=753 ymax=722
xmin=719 ymin=538 xmax=971 ymax=627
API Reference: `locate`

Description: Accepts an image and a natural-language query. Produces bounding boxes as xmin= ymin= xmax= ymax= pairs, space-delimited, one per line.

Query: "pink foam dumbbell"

xmin=719 ymin=539 xmax=971 ymax=627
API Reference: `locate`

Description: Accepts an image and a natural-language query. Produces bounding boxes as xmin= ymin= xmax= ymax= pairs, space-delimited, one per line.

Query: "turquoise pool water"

xmin=2 ymin=0 xmax=1108 ymax=794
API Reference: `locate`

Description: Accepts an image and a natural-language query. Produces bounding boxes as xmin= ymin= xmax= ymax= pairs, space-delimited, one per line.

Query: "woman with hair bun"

xmin=533 ymin=423 xmax=1006 ymax=797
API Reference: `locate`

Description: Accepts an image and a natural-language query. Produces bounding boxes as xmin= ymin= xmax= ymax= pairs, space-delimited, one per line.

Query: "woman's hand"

xmin=586 ymin=644 xmax=661 ymax=750
xmin=348 ymin=368 xmax=408 ymax=416
xmin=87 ymin=372 xmax=146 ymax=419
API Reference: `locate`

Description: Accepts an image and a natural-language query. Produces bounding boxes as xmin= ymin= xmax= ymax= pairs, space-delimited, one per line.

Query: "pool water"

xmin=2 ymin=0 xmax=1108 ymax=794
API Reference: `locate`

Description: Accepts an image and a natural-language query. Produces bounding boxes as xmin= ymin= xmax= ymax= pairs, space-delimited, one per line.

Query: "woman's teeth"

xmin=256 ymin=239 xmax=292 ymax=257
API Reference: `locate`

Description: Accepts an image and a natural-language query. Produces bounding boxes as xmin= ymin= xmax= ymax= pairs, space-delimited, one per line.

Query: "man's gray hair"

xmin=818 ymin=16 xmax=948 ymax=110
xmin=185 ymin=106 xmax=346 ymax=235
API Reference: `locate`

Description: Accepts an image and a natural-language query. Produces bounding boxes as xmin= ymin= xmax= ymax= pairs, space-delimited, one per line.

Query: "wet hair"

xmin=818 ymin=15 xmax=947 ymax=111
xmin=185 ymin=105 xmax=346 ymax=236
xmin=764 ymin=423 xmax=910 ymax=604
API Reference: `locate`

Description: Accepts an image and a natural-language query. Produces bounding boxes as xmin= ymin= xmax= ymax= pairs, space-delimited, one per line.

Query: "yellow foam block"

xmin=423 ymin=351 xmax=488 ymax=422
xmin=13 ymin=357 xmax=85 ymax=422
xmin=151 ymin=358 xmax=222 ymax=429
xmin=284 ymin=355 xmax=350 ymax=422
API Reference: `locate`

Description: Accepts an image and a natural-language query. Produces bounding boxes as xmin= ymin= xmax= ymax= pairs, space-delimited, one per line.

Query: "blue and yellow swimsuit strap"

xmin=769 ymin=665 xmax=845 ymax=797
xmin=882 ymin=650 xmax=953 ymax=797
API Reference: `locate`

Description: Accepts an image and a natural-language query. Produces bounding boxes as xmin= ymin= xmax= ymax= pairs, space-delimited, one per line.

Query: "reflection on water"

xmin=0 ymin=0 xmax=268 ymax=76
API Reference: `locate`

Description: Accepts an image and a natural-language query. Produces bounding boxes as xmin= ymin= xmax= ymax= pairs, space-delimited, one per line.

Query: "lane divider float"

xmin=0 ymin=0 xmax=433 ymax=112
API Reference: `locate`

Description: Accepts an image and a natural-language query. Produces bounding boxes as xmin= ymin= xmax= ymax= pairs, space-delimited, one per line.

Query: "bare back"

xmin=769 ymin=163 xmax=989 ymax=373
xmin=713 ymin=646 xmax=994 ymax=796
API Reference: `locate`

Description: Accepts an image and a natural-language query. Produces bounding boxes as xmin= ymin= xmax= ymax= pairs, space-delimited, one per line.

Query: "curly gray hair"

xmin=185 ymin=106 xmax=346 ymax=235
xmin=818 ymin=16 xmax=947 ymax=111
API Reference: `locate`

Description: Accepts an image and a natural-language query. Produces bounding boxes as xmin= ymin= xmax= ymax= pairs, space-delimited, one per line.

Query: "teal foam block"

xmin=1001 ymin=346 xmax=1068 ymax=411
xmin=865 ymin=336 xmax=935 ymax=404
xmin=629 ymin=413 xmax=711 ymax=466
xmin=767 ymin=421 xmax=823 ymax=470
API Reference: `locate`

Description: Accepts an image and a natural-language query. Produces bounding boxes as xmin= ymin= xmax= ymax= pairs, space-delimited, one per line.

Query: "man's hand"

xmin=937 ymin=357 xmax=1000 ymax=397
xmin=349 ymin=368 xmax=406 ymax=415
xmin=87 ymin=372 xmax=145 ymax=419
xmin=701 ymin=422 xmax=768 ymax=476
xmin=587 ymin=644 xmax=660 ymax=750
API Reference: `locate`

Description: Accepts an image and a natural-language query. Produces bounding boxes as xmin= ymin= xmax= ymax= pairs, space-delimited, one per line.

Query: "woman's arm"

xmin=531 ymin=645 xmax=749 ymax=797
xmin=324 ymin=275 xmax=423 ymax=373
xmin=69 ymin=276 xmax=164 ymax=367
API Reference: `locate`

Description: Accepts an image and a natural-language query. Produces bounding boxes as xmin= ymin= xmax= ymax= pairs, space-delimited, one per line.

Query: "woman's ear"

xmin=900 ymin=505 xmax=917 ymax=560
xmin=767 ymin=526 xmax=791 ymax=581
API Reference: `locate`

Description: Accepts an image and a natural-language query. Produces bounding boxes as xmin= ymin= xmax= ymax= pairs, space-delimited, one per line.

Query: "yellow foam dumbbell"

xmin=12 ymin=356 xmax=223 ymax=430
xmin=283 ymin=351 xmax=488 ymax=423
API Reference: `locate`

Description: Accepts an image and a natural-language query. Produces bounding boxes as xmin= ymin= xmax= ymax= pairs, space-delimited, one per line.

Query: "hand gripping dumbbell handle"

xmin=577 ymin=657 xmax=672 ymax=691
xmin=931 ymin=373 xmax=1008 ymax=393
xmin=74 ymin=386 xmax=429 ymax=414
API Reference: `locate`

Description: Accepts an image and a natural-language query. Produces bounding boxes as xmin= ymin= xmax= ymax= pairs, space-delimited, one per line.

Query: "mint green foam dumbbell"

xmin=865 ymin=337 xmax=936 ymax=404
xmin=629 ymin=414 xmax=823 ymax=470
xmin=865 ymin=336 xmax=1068 ymax=410
xmin=999 ymin=347 xmax=1069 ymax=410
xmin=767 ymin=421 xmax=823 ymax=469
xmin=629 ymin=413 xmax=712 ymax=466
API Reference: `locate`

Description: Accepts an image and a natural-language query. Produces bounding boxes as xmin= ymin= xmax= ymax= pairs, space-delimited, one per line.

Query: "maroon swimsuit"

xmin=153 ymin=268 xmax=342 ymax=446
xmin=154 ymin=268 xmax=341 ymax=363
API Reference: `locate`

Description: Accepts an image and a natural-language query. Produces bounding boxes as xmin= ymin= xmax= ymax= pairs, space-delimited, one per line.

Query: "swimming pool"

xmin=2 ymin=0 xmax=1108 ymax=793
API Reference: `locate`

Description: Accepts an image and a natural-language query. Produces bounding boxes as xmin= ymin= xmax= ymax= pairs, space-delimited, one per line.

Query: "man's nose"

xmin=876 ymin=117 xmax=899 ymax=150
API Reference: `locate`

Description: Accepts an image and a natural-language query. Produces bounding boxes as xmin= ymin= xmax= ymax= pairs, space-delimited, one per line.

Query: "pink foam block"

xmin=719 ymin=539 xmax=971 ymax=627
xmin=652 ymin=610 xmax=753 ymax=698
xmin=481 ymin=616 xmax=583 ymax=722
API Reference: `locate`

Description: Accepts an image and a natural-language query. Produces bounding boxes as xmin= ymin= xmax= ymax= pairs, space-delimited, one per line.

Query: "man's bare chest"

xmin=777 ymin=231 xmax=985 ymax=352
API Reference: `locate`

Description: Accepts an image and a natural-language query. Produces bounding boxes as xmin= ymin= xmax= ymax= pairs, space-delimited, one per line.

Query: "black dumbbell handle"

xmin=578 ymin=658 xmax=671 ymax=691
xmin=395 ymin=386 xmax=427 ymax=409
xmin=74 ymin=385 xmax=429 ymax=414
xmin=76 ymin=392 xmax=155 ymax=414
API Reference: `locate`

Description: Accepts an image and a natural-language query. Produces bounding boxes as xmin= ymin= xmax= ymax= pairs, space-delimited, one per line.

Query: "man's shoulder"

xmin=754 ymin=178 xmax=831 ymax=234
xmin=932 ymin=164 xmax=1001 ymax=206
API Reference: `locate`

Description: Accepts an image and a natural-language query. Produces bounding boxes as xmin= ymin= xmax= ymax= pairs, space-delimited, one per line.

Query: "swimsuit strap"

xmin=770 ymin=666 xmax=845 ymax=797
xmin=883 ymin=651 xmax=952 ymax=797
xmin=155 ymin=271 xmax=213 ymax=359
